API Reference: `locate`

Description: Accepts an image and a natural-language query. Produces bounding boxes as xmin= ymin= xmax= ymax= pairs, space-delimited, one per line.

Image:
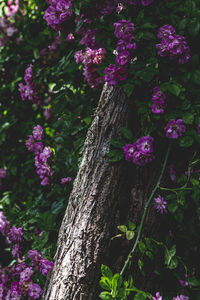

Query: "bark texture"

xmin=43 ymin=84 xmax=130 ymax=300
xmin=43 ymin=84 xmax=168 ymax=299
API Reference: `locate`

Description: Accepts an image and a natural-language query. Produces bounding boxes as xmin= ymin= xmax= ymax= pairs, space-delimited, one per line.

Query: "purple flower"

xmin=38 ymin=147 xmax=51 ymax=163
xmin=156 ymin=25 xmax=190 ymax=64
xmin=8 ymin=226 xmax=23 ymax=243
xmin=28 ymin=283 xmax=42 ymax=299
xmin=40 ymin=259 xmax=54 ymax=275
xmin=0 ymin=168 xmax=7 ymax=178
xmin=136 ymin=136 xmax=154 ymax=155
xmin=20 ymin=267 xmax=33 ymax=281
xmin=32 ymin=125 xmax=44 ymax=141
xmin=40 ymin=177 xmax=50 ymax=186
xmin=165 ymin=119 xmax=186 ymax=139
xmin=151 ymin=100 xmax=166 ymax=114
xmin=123 ymin=144 xmax=137 ymax=162
xmin=179 ymin=280 xmax=189 ymax=287
xmin=152 ymin=292 xmax=163 ymax=300
xmin=61 ymin=177 xmax=72 ymax=184
xmin=157 ymin=24 xmax=175 ymax=39
xmin=0 ymin=211 xmax=10 ymax=235
xmin=116 ymin=51 xmax=131 ymax=65
xmin=116 ymin=39 xmax=136 ymax=52
xmin=114 ymin=20 xmax=134 ymax=39
xmin=104 ymin=64 xmax=127 ymax=86
xmin=24 ymin=65 xmax=33 ymax=85
xmin=132 ymin=151 xmax=154 ymax=166
xmin=152 ymin=86 xmax=166 ymax=102
xmin=154 ymin=195 xmax=167 ymax=214
xmin=33 ymin=142 xmax=43 ymax=154
xmin=25 ymin=135 xmax=36 ymax=152
xmin=173 ymin=295 xmax=189 ymax=300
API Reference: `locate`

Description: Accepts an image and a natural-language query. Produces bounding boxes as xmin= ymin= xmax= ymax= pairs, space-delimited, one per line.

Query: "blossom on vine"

xmin=32 ymin=125 xmax=44 ymax=141
xmin=156 ymin=25 xmax=190 ymax=64
xmin=18 ymin=65 xmax=41 ymax=106
xmin=136 ymin=136 xmax=154 ymax=155
xmin=123 ymin=136 xmax=154 ymax=166
xmin=116 ymin=50 xmax=131 ymax=65
xmin=28 ymin=283 xmax=43 ymax=299
xmin=123 ymin=144 xmax=137 ymax=162
xmin=104 ymin=64 xmax=127 ymax=86
xmin=173 ymin=295 xmax=189 ymax=300
xmin=152 ymin=292 xmax=163 ymax=300
xmin=44 ymin=0 xmax=72 ymax=31
xmin=113 ymin=20 xmax=134 ymax=40
xmin=151 ymin=100 xmax=166 ymax=114
xmin=164 ymin=119 xmax=186 ymax=139
xmin=154 ymin=195 xmax=167 ymax=214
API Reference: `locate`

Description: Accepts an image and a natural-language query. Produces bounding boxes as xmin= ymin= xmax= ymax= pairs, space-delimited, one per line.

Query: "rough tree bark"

xmin=42 ymin=84 xmax=167 ymax=300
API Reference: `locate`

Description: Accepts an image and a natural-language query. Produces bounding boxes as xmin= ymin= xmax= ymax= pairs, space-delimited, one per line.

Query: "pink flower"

xmin=61 ymin=177 xmax=72 ymax=184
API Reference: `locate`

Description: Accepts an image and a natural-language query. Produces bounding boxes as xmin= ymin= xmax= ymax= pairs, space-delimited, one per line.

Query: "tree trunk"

xmin=42 ymin=84 xmax=167 ymax=299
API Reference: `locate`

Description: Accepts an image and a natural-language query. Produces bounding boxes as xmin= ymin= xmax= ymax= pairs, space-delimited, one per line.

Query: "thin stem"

xmin=159 ymin=186 xmax=192 ymax=191
xmin=120 ymin=146 xmax=170 ymax=276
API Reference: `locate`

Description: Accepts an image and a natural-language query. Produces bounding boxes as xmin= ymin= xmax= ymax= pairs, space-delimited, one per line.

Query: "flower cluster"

xmin=0 ymin=211 xmax=23 ymax=258
xmin=164 ymin=119 xmax=186 ymax=139
xmin=0 ymin=16 xmax=18 ymax=47
xmin=44 ymin=0 xmax=72 ymax=31
xmin=104 ymin=19 xmax=136 ymax=86
xmin=0 ymin=212 xmax=54 ymax=299
xmin=18 ymin=65 xmax=41 ymax=106
xmin=74 ymin=47 xmax=106 ymax=88
xmin=151 ymin=86 xmax=166 ymax=114
xmin=5 ymin=0 xmax=19 ymax=17
xmin=26 ymin=125 xmax=53 ymax=186
xmin=154 ymin=195 xmax=167 ymax=214
xmin=123 ymin=136 xmax=154 ymax=166
xmin=156 ymin=24 xmax=190 ymax=64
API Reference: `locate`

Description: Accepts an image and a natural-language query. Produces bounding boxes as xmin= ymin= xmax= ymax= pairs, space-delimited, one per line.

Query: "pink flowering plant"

xmin=0 ymin=0 xmax=200 ymax=299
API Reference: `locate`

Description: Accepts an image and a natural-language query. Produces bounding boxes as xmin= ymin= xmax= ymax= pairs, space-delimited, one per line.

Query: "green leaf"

xmin=126 ymin=230 xmax=135 ymax=240
xmin=112 ymin=273 xmax=123 ymax=290
xmin=107 ymin=150 xmax=124 ymax=162
xmin=99 ymin=291 xmax=112 ymax=300
xmin=168 ymin=257 xmax=178 ymax=269
xmin=165 ymin=245 xmax=177 ymax=269
xmin=168 ymin=83 xmax=181 ymax=96
xmin=139 ymin=241 xmax=146 ymax=254
xmin=192 ymin=70 xmax=200 ymax=85
xmin=109 ymin=138 xmax=126 ymax=149
xmin=168 ymin=199 xmax=178 ymax=213
xmin=128 ymin=222 xmax=136 ymax=231
xmin=101 ymin=265 xmax=113 ymax=279
xmin=145 ymin=251 xmax=154 ymax=260
xmin=182 ymin=112 xmax=194 ymax=125
xmin=123 ymin=83 xmax=134 ymax=97
xmin=117 ymin=225 xmax=127 ymax=233
xmin=120 ymin=127 xmax=134 ymax=141
xmin=100 ymin=278 xmax=112 ymax=291
xmin=179 ymin=136 xmax=194 ymax=148
xmin=187 ymin=277 xmax=200 ymax=287
xmin=134 ymin=292 xmax=146 ymax=300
